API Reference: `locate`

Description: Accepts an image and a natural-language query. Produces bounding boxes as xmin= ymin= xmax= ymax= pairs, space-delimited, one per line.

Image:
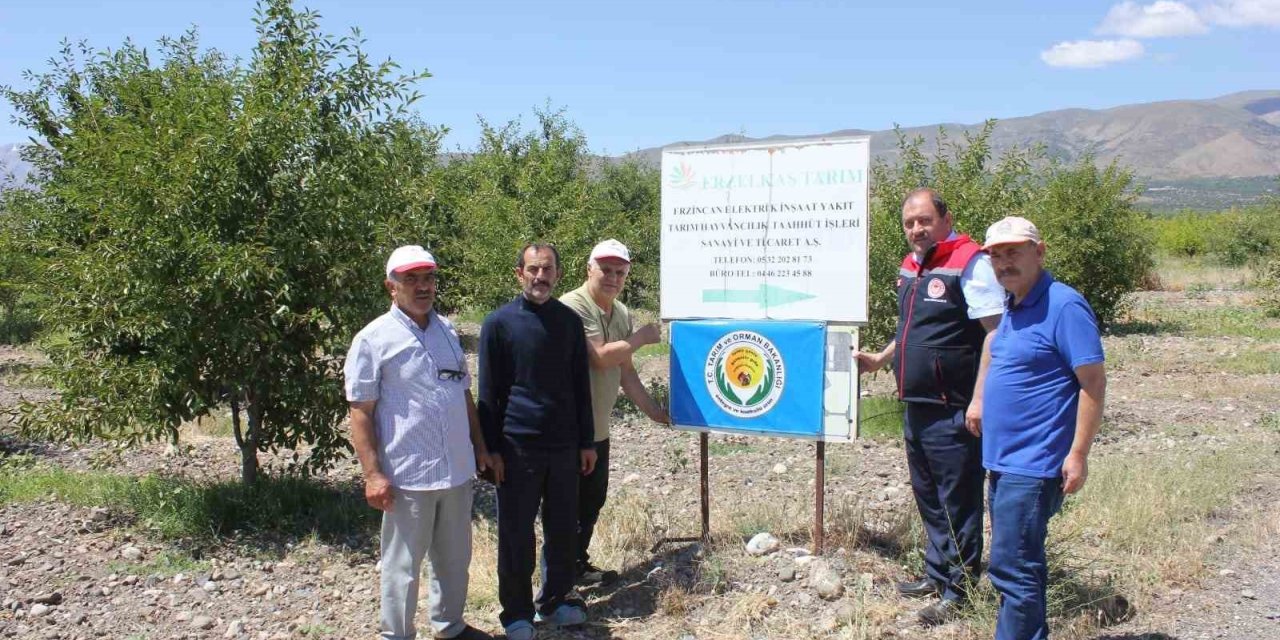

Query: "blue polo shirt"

xmin=983 ymin=271 xmax=1104 ymax=479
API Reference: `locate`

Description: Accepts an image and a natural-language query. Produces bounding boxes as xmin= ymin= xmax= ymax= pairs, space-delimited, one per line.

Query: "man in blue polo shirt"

xmin=968 ymin=217 xmax=1107 ymax=640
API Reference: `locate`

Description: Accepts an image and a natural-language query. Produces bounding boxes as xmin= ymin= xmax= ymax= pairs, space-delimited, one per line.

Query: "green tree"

xmin=433 ymin=110 xmax=662 ymax=313
xmin=1 ymin=0 xmax=440 ymax=483
xmin=867 ymin=123 xmax=1150 ymax=348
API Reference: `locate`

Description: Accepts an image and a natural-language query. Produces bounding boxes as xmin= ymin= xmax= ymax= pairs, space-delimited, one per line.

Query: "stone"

xmin=795 ymin=555 xmax=817 ymax=567
xmin=192 ymin=615 xmax=215 ymax=630
xmin=778 ymin=565 xmax=796 ymax=582
xmin=31 ymin=593 xmax=62 ymax=605
xmin=809 ymin=560 xmax=844 ymax=600
xmin=225 ymin=619 xmax=245 ymax=637
xmin=120 ymin=547 xmax=142 ymax=561
xmin=28 ymin=604 xmax=51 ymax=618
xmin=746 ymin=532 xmax=780 ymax=556
xmin=1241 ymin=589 xmax=1257 ymax=600
xmin=772 ymin=463 xmax=788 ymax=474
xmin=835 ymin=599 xmax=858 ymax=623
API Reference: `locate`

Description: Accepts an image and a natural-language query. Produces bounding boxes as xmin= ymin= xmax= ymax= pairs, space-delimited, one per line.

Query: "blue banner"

xmin=670 ymin=320 xmax=825 ymax=437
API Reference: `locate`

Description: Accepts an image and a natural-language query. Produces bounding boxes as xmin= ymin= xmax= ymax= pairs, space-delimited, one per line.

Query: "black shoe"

xmin=896 ymin=578 xmax=940 ymax=598
xmin=917 ymin=599 xmax=962 ymax=626
xmin=576 ymin=562 xmax=619 ymax=585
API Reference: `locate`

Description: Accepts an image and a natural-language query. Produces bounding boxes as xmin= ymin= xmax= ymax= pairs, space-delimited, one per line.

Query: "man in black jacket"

xmin=478 ymin=243 xmax=597 ymax=640
xmin=856 ymin=189 xmax=1004 ymax=625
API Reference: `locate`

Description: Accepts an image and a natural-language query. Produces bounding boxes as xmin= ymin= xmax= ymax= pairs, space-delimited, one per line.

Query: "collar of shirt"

xmin=914 ymin=231 xmax=961 ymax=264
xmin=388 ymin=303 xmax=434 ymax=335
xmin=1006 ymin=270 xmax=1055 ymax=310
xmin=518 ymin=294 xmax=548 ymax=313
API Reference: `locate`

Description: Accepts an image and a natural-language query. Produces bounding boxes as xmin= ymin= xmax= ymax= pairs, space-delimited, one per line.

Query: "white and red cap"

xmin=982 ymin=216 xmax=1043 ymax=250
xmin=385 ymin=245 xmax=438 ymax=279
xmin=589 ymin=238 xmax=631 ymax=263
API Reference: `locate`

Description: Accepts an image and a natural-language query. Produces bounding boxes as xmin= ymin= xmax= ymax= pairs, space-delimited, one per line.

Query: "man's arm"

xmin=476 ymin=318 xmax=506 ymax=456
xmin=964 ymin=314 xmax=1002 ymax=436
xmin=464 ymin=390 xmax=501 ymax=483
xmin=1062 ymin=362 xmax=1106 ymax=494
xmin=585 ymin=323 xmax=661 ymax=370
xmin=570 ymin=324 xmax=598 ymax=475
xmin=349 ymin=401 xmax=393 ymax=511
xmin=855 ymin=341 xmax=895 ymax=374
xmin=620 ymin=358 xmax=669 ymax=424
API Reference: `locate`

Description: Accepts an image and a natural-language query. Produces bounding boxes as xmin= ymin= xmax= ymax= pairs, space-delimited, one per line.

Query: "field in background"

xmin=2 ymin=255 xmax=1279 ymax=639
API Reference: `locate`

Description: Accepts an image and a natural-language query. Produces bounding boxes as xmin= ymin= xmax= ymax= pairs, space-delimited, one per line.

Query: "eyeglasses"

xmin=437 ymin=369 xmax=465 ymax=382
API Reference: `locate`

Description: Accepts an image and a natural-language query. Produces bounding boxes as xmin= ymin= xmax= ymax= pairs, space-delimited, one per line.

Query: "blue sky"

xmin=1 ymin=0 xmax=1277 ymax=154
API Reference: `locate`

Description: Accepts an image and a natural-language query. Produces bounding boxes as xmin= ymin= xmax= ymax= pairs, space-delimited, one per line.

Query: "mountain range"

xmin=5 ymin=91 xmax=1279 ymax=210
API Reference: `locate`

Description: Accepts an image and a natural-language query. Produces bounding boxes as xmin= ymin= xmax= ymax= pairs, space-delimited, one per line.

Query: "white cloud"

xmin=1040 ymin=39 xmax=1146 ymax=68
xmin=1097 ymin=1 xmax=1209 ymax=37
xmin=1202 ymin=0 xmax=1280 ymax=28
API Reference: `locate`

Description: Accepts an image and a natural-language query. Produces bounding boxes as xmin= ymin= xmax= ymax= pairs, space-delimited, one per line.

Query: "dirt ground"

xmin=1 ymin=285 xmax=1278 ymax=640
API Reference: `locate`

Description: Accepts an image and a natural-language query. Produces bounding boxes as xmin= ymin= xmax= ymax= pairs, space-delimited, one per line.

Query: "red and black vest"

xmin=894 ymin=235 xmax=987 ymax=407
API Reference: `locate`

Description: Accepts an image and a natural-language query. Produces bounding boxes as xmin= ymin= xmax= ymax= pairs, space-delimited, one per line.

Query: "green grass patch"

xmin=107 ymin=549 xmax=210 ymax=577
xmin=0 ymin=460 xmax=376 ymax=543
xmin=1214 ymin=351 xmax=1280 ymax=375
xmin=707 ymin=440 xmax=754 ymax=456
xmin=1123 ymin=302 xmax=1280 ymax=340
xmin=634 ymin=341 xmax=670 ymax=358
xmin=858 ymin=395 xmax=903 ymax=441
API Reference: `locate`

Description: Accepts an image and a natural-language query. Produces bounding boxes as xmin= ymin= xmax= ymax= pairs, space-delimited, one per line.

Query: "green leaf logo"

xmin=668 ymin=162 xmax=696 ymax=189
xmin=704 ymin=331 xmax=785 ymax=418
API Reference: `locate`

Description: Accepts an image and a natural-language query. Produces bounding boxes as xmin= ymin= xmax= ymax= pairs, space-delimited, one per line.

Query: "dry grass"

xmin=1155 ymin=255 xmax=1257 ymax=292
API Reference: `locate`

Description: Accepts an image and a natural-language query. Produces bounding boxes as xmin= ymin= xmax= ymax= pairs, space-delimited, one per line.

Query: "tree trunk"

xmin=231 ymin=395 xmax=259 ymax=485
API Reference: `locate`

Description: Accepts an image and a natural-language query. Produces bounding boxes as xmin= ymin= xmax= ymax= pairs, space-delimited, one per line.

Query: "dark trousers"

xmin=903 ymin=402 xmax=985 ymax=602
xmin=496 ymin=445 xmax=580 ymax=627
xmin=577 ymin=438 xmax=610 ymax=566
xmin=988 ymin=471 xmax=1064 ymax=640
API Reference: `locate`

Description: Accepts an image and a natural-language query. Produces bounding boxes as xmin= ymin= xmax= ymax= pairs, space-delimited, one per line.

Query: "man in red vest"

xmin=857 ymin=188 xmax=1004 ymax=625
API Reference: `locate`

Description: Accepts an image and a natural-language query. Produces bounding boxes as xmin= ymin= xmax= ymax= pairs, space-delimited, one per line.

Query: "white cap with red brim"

xmin=385 ymin=245 xmax=438 ymax=279
xmin=589 ymin=238 xmax=631 ymax=263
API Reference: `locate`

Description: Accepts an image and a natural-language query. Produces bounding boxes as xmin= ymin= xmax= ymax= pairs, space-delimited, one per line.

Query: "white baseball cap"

xmin=589 ymin=238 xmax=631 ymax=263
xmin=983 ymin=216 xmax=1043 ymax=250
xmin=385 ymin=245 xmax=438 ymax=279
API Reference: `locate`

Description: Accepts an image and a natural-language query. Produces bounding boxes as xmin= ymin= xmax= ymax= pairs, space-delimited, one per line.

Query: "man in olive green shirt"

xmin=559 ymin=239 xmax=669 ymax=584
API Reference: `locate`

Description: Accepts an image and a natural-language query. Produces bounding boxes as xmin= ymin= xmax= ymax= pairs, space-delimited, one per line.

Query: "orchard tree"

xmin=1 ymin=0 xmax=441 ymax=482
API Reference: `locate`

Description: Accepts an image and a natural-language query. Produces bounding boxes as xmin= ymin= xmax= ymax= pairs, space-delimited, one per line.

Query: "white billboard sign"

xmin=660 ymin=136 xmax=870 ymax=323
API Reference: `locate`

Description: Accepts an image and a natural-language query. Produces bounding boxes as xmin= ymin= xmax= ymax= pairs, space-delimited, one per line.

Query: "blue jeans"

xmin=987 ymin=471 xmax=1064 ymax=640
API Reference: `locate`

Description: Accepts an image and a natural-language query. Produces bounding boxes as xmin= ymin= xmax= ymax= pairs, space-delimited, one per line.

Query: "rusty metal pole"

xmin=814 ymin=440 xmax=826 ymax=555
xmin=699 ymin=431 xmax=710 ymax=541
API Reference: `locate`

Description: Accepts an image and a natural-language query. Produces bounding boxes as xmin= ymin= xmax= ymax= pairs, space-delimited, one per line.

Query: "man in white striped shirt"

xmin=345 ymin=245 xmax=496 ymax=640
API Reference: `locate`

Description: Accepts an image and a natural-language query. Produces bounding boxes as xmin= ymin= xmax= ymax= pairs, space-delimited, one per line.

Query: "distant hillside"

xmin=5 ymin=91 xmax=1278 ymax=210
xmin=632 ymin=90 xmax=1280 ymax=210
xmin=0 ymin=143 xmax=30 ymax=186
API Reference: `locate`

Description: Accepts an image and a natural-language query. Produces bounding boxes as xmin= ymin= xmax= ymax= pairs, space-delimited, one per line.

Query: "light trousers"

xmin=380 ymin=481 xmax=474 ymax=640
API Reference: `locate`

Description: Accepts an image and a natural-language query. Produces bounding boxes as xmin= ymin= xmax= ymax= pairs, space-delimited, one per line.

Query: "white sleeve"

xmin=961 ymin=253 xmax=1006 ymax=320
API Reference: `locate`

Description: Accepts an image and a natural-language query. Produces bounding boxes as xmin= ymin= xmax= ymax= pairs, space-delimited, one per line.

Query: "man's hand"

xmin=1061 ymin=452 xmax=1089 ymax=494
xmin=364 ymin=472 xmax=394 ymax=512
xmin=580 ymin=448 xmax=598 ymax=476
xmin=486 ymin=452 xmax=506 ymax=485
xmin=855 ymin=350 xmax=885 ymax=374
xmin=475 ymin=450 xmax=491 ymax=475
xmin=964 ymin=400 xmax=983 ymax=437
xmin=632 ymin=323 xmax=662 ymax=347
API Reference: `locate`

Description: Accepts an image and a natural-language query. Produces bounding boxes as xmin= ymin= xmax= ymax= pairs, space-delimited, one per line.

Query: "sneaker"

xmin=917 ymin=598 xmax=962 ymax=626
xmin=502 ymin=619 xmax=536 ymax=640
xmin=577 ymin=562 xmax=620 ymax=585
xmin=533 ymin=603 xmax=587 ymax=627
